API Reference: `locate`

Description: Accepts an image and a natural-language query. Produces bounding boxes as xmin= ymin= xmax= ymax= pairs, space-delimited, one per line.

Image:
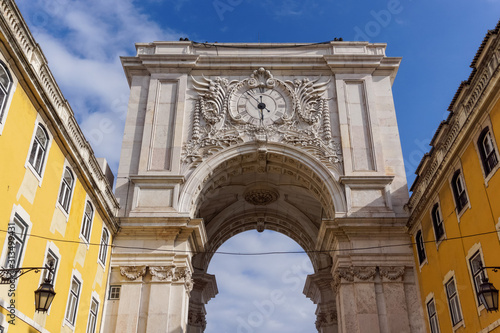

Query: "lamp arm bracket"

xmin=0 ymin=266 xmax=54 ymax=284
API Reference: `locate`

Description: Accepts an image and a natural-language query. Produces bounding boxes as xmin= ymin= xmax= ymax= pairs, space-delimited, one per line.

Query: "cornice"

xmin=407 ymin=27 xmax=500 ymax=228
xmin=0 ymin=0 xmax=119 ymax=232
xmin=121 ymin=40 xmax=400 ymax=83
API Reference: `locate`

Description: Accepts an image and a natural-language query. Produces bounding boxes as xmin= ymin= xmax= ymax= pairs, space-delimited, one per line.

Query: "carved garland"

xmin=379 ymin=266 xmax=405 ymax=281
xmin=182 ymin=68 xmax=341 ymax=170
xmin=120 ymin=266 xmax=147 ymax=281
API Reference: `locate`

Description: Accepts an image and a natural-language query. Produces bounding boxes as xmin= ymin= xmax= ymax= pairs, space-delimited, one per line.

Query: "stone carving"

xmin=380 ymin=266 xmax=406 ymax=281
xmin=174 ymin=267 xmax=194 ymax=292
xmin=315 ymin=311 xmax=338 ymax=330
xmin=188 ymin=309 xmax=207 ymax=330
xmin=148 ymin=266 xmax=194 ymax=292
xmin=256 ymin=219 xmax=265 ymax=233
xmin=353 ymin=266 xmax=377 ymax=281
xmin=183 ymin=68 xmax=341 ymax=169
xmin=336 ymin=266 xmax=354 ymax=282
xmin=120 ymin=266 xmax=146 ymax=280
xmin=149 ymin=266 xmax=175 ymax=281
xmin=244 ymin=188 xmax=279 ymax=206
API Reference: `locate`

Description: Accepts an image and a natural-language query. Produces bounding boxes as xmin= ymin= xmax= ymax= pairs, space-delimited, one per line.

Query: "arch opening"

xmin=204 ymin=230 xmax=317 ymax=333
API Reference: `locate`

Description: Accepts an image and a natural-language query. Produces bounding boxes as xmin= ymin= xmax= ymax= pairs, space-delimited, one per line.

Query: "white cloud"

xmin=17 ymin=0 xmax=184 ymax=173
xmin=206 ymin=231 xmax=316 ymax=333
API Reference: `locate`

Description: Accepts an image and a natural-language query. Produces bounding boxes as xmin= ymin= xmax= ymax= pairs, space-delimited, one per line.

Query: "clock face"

xmin=235 ymin=87 xmax=287 ymax=126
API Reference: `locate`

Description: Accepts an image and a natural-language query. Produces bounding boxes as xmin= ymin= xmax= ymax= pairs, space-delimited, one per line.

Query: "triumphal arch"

xmin=103 ymin=41 xmax=424 ymax=332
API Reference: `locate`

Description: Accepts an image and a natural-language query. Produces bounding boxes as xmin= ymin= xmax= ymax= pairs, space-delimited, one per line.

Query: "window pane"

xmin=35 ymin=126 xmax=48 ymax=147
xmin=0 ymin=66 xmax=9 ymax=89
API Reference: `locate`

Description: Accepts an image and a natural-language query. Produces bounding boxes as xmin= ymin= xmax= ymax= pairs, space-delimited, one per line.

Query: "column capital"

xmin=120 ymin=266 xmax=147 ymax=281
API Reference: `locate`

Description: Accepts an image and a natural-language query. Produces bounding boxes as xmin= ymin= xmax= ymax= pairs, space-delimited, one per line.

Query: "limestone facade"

xmin=104 ymin=41 xmax=425 ymax=332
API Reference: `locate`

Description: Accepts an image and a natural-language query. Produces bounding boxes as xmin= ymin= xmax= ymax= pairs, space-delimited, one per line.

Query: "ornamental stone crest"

xmin=120 ymin=266 xmax=147 ymax=281
xmin=182 ymin=68 xmax=341 ymax=169
xmin=149 ymin=266 xmax=175 ymax=281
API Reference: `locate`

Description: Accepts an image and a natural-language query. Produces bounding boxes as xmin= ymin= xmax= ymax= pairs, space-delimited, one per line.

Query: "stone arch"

xmin=184 ymin=142 xmax=341 ymax=333
xmin=179 ymin=142 xmax=347 ymax=218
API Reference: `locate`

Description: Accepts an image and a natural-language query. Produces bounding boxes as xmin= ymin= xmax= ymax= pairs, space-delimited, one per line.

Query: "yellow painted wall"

xmin=414 ymin=97 xmax=500 ymax=332
xmin=0 ymin=69 xmax=112 ymax=331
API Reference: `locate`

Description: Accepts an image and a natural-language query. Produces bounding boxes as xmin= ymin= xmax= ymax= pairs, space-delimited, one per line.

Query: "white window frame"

xmin=448 ymin=162 xmax=471 ymax=221
xmin=0 ymin=205 xmax=32 ymax=272
xmin=98 ymin=227 xmax=110 ymax=267
xmin=0 ymin=57 xmax=17 ymax=135
xmin=429 ymin=198 xmax=446 ymax=248
xmin=24 ymin=117 xmax=53 ymax=186
xmin=80 ymin=197 xmax=95 ymax=246
xmin=415 ymin=228 xmax=427 ymax=268
xmin=108 ymin=285 xmax=121 ymax=300
xmin=56 ymin=163 xmax=76 ymax=218
xmin=443 ymin=272 xmax=464 ymax=330
xmin=40 ymin=246 xmax=60 ymax=284
xmin=86 ymin=292 xmax=100 ymax=333
xmin=38 ymin=242 xmax=61 ymax=315
xmin=425 ymin=293 xmax=440 ymax=333
xmin=474 ymin=120 xmax=500 ymax=185
xmin=64 ymin=270 xmax=83 ymax=330
xmin=466 ymin=243 xmax=487 ymax=314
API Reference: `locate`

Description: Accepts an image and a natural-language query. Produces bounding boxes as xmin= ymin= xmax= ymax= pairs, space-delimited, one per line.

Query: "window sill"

xmin=452 ymin=320 xmax=465 ymax=331
xmin=419 ymin=258 xmax=428 ymax=272
xmin=484 ymin=163 xmax=500 ymax=187
xmin=62 ymin=320 xmax=75 ymax=331
xmin=456 ymin=204 xmax=470 ymax=223
xmin=56 ymin=202 xmax=70 ymax=222
xmin=78 ymin=234 xmax=90 ymax=250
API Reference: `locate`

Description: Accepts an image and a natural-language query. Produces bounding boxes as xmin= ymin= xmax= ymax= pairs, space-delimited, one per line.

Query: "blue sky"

xmin=14 ymin=0 xmax=500 ymax=331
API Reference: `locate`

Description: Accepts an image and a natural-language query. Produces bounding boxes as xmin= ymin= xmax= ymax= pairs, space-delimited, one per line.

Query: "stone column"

xmin=378 ymin=266 xmax=410 ymax=333
xmin=304 ymin=270 xmax=338 ymax=333
xmin=333 ymin=266 xmax=381 ymax=333
xmin=146 ymin=266 xmax=194 ymax=333
xmin=187 ymin=272 xmax=218 ymax=333
xmin=115 ymin=266 xmax=147 ymax=332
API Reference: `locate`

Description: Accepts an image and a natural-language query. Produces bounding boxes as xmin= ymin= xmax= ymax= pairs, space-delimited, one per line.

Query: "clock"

xmin=231 ymin=85 xmax=289 ymax=126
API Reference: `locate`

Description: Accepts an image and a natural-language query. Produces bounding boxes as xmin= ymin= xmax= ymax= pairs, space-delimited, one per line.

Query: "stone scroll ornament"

xmin=182 ymin=68 xmax=342 ymax=169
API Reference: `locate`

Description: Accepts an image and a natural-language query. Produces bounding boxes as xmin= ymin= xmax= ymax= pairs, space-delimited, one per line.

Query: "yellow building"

xmin=0 ymin=1 xmax=119 ymax=332
xmin=407 ymin=21 xmax=500 ymax=332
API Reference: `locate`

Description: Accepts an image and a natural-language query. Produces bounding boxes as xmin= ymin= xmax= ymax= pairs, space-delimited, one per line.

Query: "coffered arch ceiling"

xmin=179 ymin=142 xmax=346 ymax=272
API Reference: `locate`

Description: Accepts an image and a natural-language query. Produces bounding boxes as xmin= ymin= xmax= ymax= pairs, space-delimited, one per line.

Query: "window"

xmin=98 ymin=228 xmax=109 ymax=265
xmin=478 ymin=128 xmax=498 ymax=176
xmin=469 ymin=251 xmax=486 ymax=305
xmin=42 ymin=249 xmax=59 ymax=283
xmin=416 ymin=230 xmax=426 ymax=265
xmin=109 ymin=285 xmax=121 ymax=300
xmin=86 ymin=297 xmax=99 ymax=333
xmin=431 ymin=204 xmax=445 ymax=241
xmin=445 ymin=277 xmax=463 ymax=326
xmin=451 ymin=170 xmax=468 ymax=212
xmin=80 ymin=201 xmax=94 ymax=243
xmin=4 ymin=214 xmax=29 ymax=269
xmin=0 ymin=61 xmax=12 ymax=124
xmin=58 ymin=167 xmax=74 ymax=213
xmin=28 ymin=124 xmax=49 ymax=176
xmin=65 ymin=276 xmax=81 ymax=326
xmin=427 ymin=298 xmax=440 ymax=333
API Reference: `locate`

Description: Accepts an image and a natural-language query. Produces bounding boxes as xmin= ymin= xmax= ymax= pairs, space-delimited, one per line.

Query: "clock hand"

xmin=246 ymin=91 xmax=260 ymax=103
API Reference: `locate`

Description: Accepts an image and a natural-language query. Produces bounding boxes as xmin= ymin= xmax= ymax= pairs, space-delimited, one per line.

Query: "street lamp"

xmin=478 ymin=265 xmax=500 ymax=312
xmin=34 ymin=277 xmax=56 ymax=312
xmin=479 ymin=276 xmax=499 ymax=312
xmin=0 ymin=264 xmax=56 ymax=313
